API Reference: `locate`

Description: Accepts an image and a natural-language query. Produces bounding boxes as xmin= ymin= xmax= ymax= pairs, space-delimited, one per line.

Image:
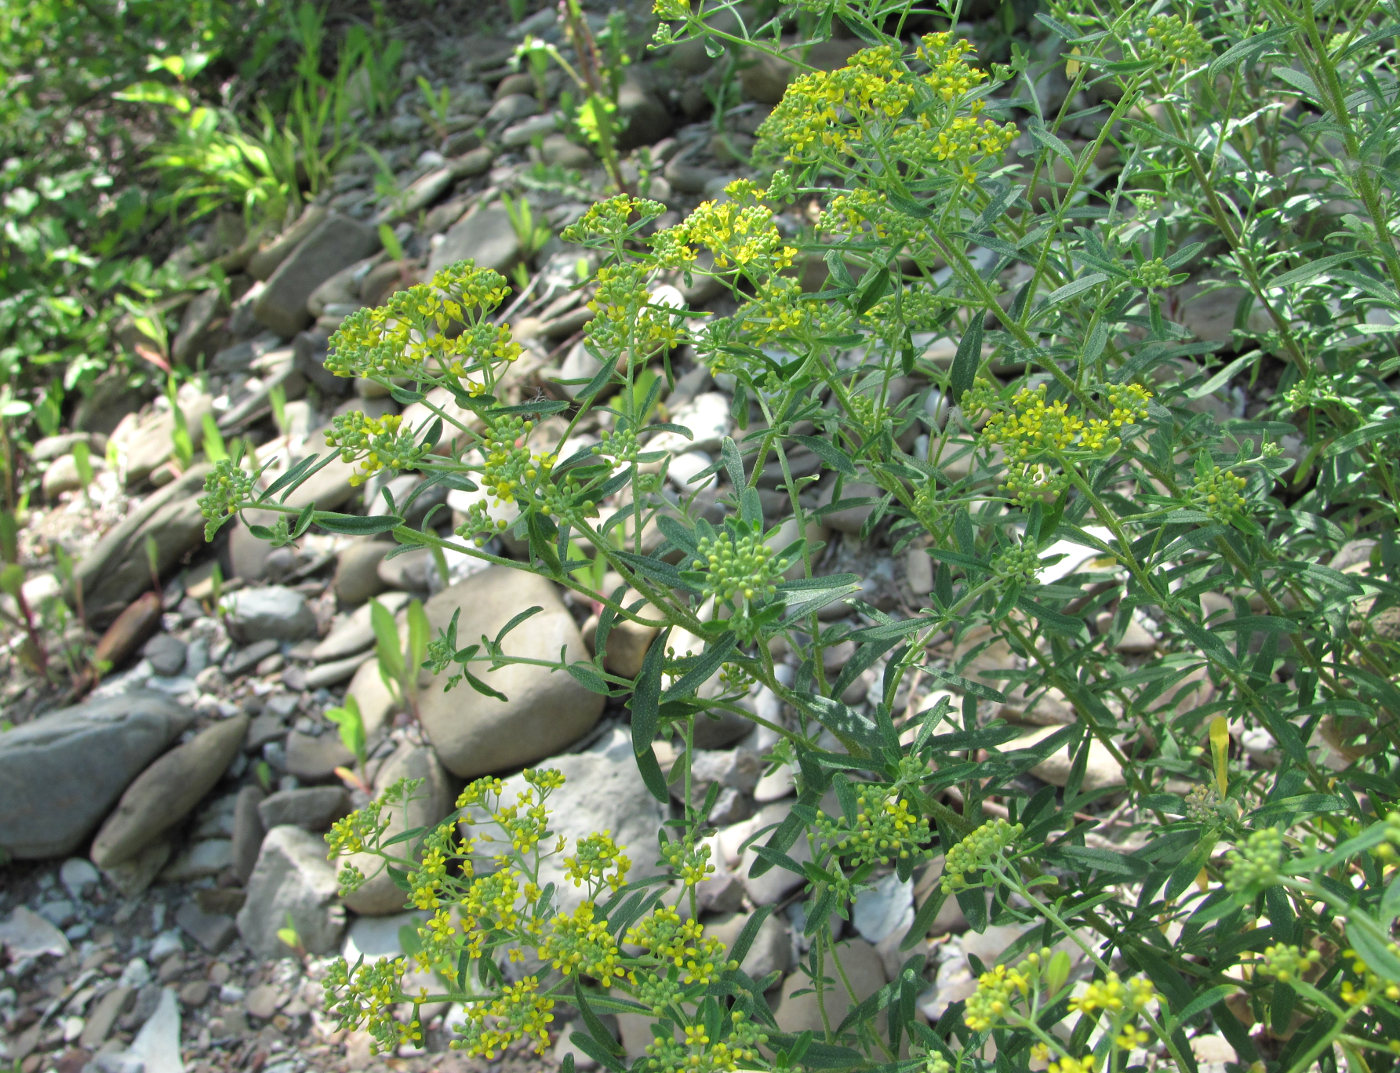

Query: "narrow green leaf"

xmin=792 ymin=434 xmax=857 ymax=477
xmin=720 ymin=435 xmax=745 ymax=490
xmin=1042 ymin=272 xmax=1108 ymax=308
xmin=630 ymin=626 xmax=670 ymax=804
xmin=313 ymin=512 xmax=404 ymax=535
xmin=948 ymin=316 xmax=983 ymax=404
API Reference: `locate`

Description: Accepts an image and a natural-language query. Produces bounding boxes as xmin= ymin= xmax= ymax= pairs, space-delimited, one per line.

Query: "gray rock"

xmin=615 ymin=67 xmax=674 ymax=150
xmin=257 ymin=786 xmax=350 ymax=831
xmin=816 ymin=478 xmax=885 ymax=534
xmin=79 ymin=985 xmax=133 ymax=1049
xmin=0 ymin=905 xmax=71 ymax=960
xmin=66 ymin=464 xmax=212 ymax=628
xmin=770 ymin=939 xmax=886 ymax=1037
xmin=90 ymin=714 xmax=249 ymax=869
xmin=501 ymin=113 xmax=559 ymax=148
xmin=253 ymin=211 xmax=380 ymax=337
xmin=126 ymin=987 xmax=184 ymax=1073
xmin=143 ymin=634 xmax=188 ymax=677
xmin=231 ymin=785 xmax=267 ymax=883
xmin=342 ymin=743 xmax=456 ymax=915
xmin=428 ymin=205 xmax=522 ymax=277
xmin=247 ymin=204 xmax=329 ymax=280
xmin=237 ymin=825 xmax=346 ymax=957
xmin=222 ymin=585 xmax=317 ymax=644
xmin=59 ymin=857 xmax=102 ymax=898
xmin=376 ymin=546 xmax=439 ymax=593
xmin=171 ymin=287 xmax=224 ymax=366
xmin=41 ymin=452 xmax=92 ymax=499
xmin=284 ymin=729 xmax=356 ymax=781
xmin=102 ymin=839 xmax=172 ymax=897
xmin=312 ymin=591 xmax=410 ymax=661
xmin=0 ymin=692 xmax=191 ymax=860
xmin=332 ymin=541 xmax=394 ymax=607
xmin=485 ymin=93 xmax=539 ymax=125
xmin=224 ymin=638 xmax=281 ymax=676
xmin=416 ymin=566 xmax=604 ymax=777
xmin=303 ymin=653 xmax=369 ymax=689
xmin=538 ymin=133 xmax=593 ymax=169
xmin=159 ymin=839 xmax=234 ymax=881
xmin=175 ymin=900 xmax=238 ymax=954
xmin=110 ymin=384 xmax=214 ymax=487
xmin=705 ymin=909 xmax=793 ymax=984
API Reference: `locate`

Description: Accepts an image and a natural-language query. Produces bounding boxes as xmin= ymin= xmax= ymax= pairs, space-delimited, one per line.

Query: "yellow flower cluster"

xmin=625 ymin=904 xmax=735 ymax=987
xmin=541 ymin=901 xmax=627 ymax=984
xmin=585 ymin=261 xmax=685 ymax=358
xmin=325 ymin=260 xmax=517 ymax=387
xmin=1339 ymin=945 xmax=1400 ymax=1008
xmin=666 ymin=186 xmax=797 ymax=276
xmin=814 ymin=788 xmax=934 ymax=887
xmin=643 ymin=1009 xmax=768 ymax=1073
xmin=756 ymin=32 xmax=1015 ymax=189
xmin=450 ymin=975 xmax=555 ymax=1059
xmin=562 ymin=192 xmax=668 ymax=247
xmin=964 ymin=960 xmax=1031 ymax=1031
xmin=323 ymin=769 xmax=746 ymax=1065
xmin=563 ymin=830 xmax=631 ymax=893
xmin=476 ymin=415 xmax=558 ymax=510
xmin=1067 ymin=971 xmax=1156 ymax=1016
xmin=965 ymin=379 xmax=1152 ymax=507
xmin=324 ymin=410 xmax=426 ymax=487
xmin=978 ymin=381 xmax=1150 ymax=461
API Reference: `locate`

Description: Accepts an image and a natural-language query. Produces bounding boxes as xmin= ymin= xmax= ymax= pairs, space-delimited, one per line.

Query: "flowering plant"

xmin=205 ymin=0 xmax=1400 ymax=1068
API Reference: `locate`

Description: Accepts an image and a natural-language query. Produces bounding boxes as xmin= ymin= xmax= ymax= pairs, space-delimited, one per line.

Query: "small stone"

xmin=59 ymin=859 xmax=102 ymax=899
xmin=175 ymin=902 xmax=238 ymax=952
xmin=257 ymin=787 xmax=350 ymax=832
xmin=141 ymin=635 xmax=188 ymax=677
xmin=245 ymin=983 xmax=283 ymax=1021
xmin=221 ymin=586 xmax=317 ymax=644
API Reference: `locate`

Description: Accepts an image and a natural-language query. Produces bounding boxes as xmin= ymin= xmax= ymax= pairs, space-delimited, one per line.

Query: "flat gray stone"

xmin=91 ymin=714 xmax=249 ymax=869
xmin=66 ymin=464 xmax=212 ymax=628
xmin=427 ymin=204 xmax=521 ymax=277
xmin=257 ymin=786 xmax=350 ymax=831
xmin=222 ymin=585 xmax=317 ymax=644
xmin=253 ymin=211 xmax=380 ymax=337
xmin=0 ymin=692 xmax=191 ymax=860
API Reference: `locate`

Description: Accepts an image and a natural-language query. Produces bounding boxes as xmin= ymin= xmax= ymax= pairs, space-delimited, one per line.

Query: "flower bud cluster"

xmin=942 ymin=817 xmax=1023 ymax=892
xmin=814 ymin=788 xmax=934 ymax=888
xmin=1257 ymin=942 xmax=1322 ymax=983
xmin=1143 ymin=14 xmax=1210 ymax=66
xmin=693 ymin=528 xmax=784 ymax=606
xmin=1191 ymin=463 xmax=1248 ymax=521
xmin=1224 ymin=826 xmax=1285 ymax=893
xmin=198 ymin=458 xmax=256 ymax=537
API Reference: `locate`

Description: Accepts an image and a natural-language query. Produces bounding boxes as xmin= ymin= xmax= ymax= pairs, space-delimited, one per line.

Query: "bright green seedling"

xmin=276 ymin=912 xmax=306 ymax=958
xmin=370 ymin=596 xmax=431 ymax=725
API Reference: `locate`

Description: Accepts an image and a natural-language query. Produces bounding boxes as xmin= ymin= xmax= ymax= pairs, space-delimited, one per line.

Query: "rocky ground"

xmin=0 ymin=3 xmax=1305 ymax=1071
